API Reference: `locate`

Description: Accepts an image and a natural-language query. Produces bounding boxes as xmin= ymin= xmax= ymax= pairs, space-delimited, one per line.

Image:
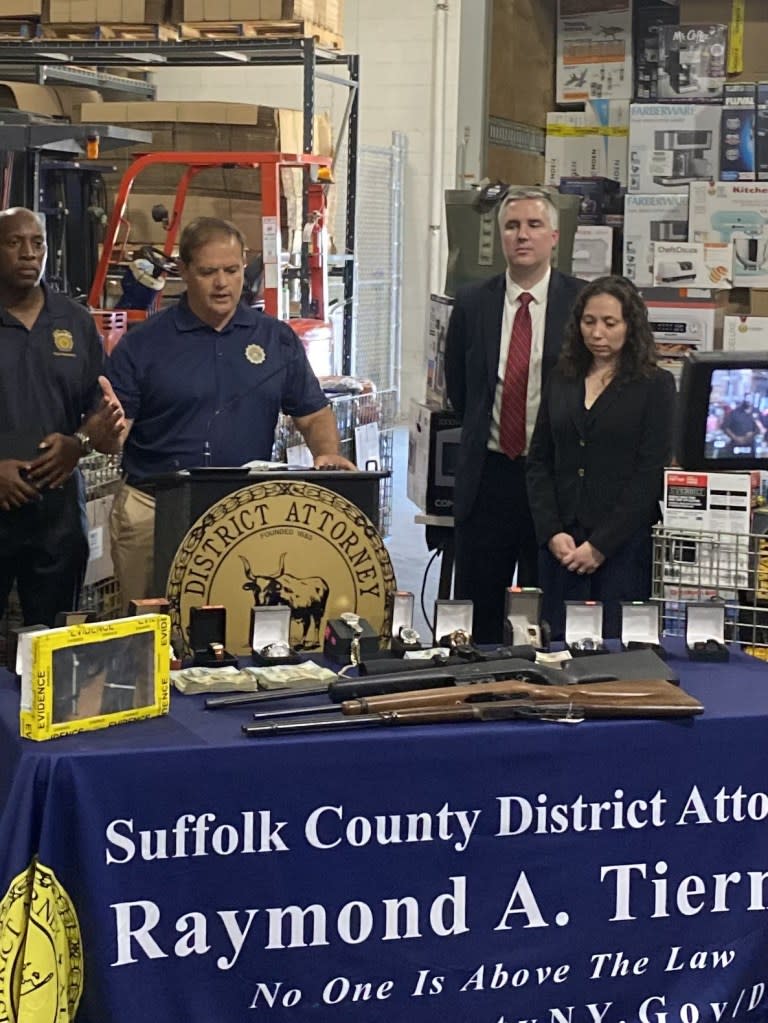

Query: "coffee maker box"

xmin=656 ymin=24 xmax=728 ymax=103
xmin=720 ymin=83 xmax=757 ymax=182
xmin=407 ymin=400 xmax=462 ymax=517
xmin=757 ymin=83 xmax=768 ymax=182
xmin=623 ymin=193 xmax=689 ymax=287
xmin=688 ymin=181 xmax=768 ymax=289
xmin=556 ymin=1 xmax=632 ymax=105
xmin=628 ymin=103 xmax=721 ymax=194
xmin=634 ymin=2 xmax=680 ymax=102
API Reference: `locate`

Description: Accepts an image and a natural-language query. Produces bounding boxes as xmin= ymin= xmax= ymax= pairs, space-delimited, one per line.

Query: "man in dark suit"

xmin=445 ymin=188 xmax=584 ymax=643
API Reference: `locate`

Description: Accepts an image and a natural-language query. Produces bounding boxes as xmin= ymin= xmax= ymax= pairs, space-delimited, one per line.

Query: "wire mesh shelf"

xmin=273 ymin=387 xmax=396 ymax=536
xmin=652 ymin=523 xmax=768 ymax=657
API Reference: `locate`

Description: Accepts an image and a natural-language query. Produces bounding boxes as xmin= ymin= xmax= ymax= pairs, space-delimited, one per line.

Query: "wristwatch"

xmin=74 ymin=430 xmax=93 ymax=456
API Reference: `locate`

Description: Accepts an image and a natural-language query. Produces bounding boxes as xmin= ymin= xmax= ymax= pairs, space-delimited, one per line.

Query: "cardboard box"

xmin=572 ymin=225 xmax=614 ymax=281
xmin=689 ymin=181 xmax=768 ymax=289
xmin=558 ymin=176 xmax=623 ymax=224
xmin=0 ymin=81 xmax=63 ymax=117
xmin=407 ymin=400 xmax=462 ymax=517
xmin=661 ymin=471 xmax=756 ymax=589
xmin=314 ymin=0 xmax=343 ymax=33
xmin=751 ymin=289 xmax=768 ymax=317
xmin=655 ymin=23 xmax=728 ymax=103
xmin=757 ymin=83 xmax=768 ymax=182
xmin=121 ymin=192 xmax=263 ymax=248
xmin=545 ymin=111 xmax=596 ymax=185
xmin=721 ymin=83 xmax=757 ymax=182
xmin=634 ymin=2 xmax=680 ymax=102
xmin=84 ymin=495 xmax=114 ymax=587
xmin=623 ymin=193 xmax=689 ymax=286
xmin=557 ymin=0 xmax=632 ymax=104
xmin=644 ymin=294 xmax=717 ymax=385
xmin=44 ymin=0 xmax=171 ymax=20
xmin=78 ymin=99 xmax=261 ymax=126
xmin=628 ymin=103 xmax=721 ymax=195
xmin=679 ymin=1 xmax=767 ymax=84
xmin=722 ymin=315 xmax=768 ymax=352
xmin=426 ymin=294 xmax=453 ymax=409
xmin=181 ymin=0 xmax=274 ymax=18
xmin=19 ymin=616 xmax=170 ymax=742
xmin=653 ymin=241 xmax=733 ymax=289
xmin=545 ymin=101 xmax=629 ymax=187
xmin=0 ymin=0 xmax=42 ymax=12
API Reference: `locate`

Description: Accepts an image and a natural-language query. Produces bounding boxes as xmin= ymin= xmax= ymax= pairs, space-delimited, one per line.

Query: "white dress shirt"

xmin=488 ymin=267 xmax=551 ymax=455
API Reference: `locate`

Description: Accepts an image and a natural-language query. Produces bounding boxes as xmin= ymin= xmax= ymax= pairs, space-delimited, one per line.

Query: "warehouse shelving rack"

xmin=0 ymin=35 xmax=360 ymax=372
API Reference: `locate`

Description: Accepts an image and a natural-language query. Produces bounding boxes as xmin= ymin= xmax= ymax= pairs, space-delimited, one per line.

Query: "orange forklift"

xmin=87 ymin=149 xmax=335 ymax=373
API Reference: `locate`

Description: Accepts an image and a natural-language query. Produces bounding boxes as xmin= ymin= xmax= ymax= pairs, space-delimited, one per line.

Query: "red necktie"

xmin=499 ymin=292 xmax=533 ymax=459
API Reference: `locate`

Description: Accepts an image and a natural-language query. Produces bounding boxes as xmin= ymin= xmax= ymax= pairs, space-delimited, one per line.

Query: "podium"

xmin=151 ymin=468 xmax=389 ymax=594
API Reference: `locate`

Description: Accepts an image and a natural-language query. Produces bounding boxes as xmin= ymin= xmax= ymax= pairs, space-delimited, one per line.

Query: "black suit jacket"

xmin=526 ymin=367 xmax=677 ymax=559
xmin=444 ymin=269 xmax=585 ymax=522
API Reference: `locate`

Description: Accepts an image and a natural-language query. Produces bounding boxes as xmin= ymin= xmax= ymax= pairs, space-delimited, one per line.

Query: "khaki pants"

xmin=110 ymin=482 xmax=156 ymax=612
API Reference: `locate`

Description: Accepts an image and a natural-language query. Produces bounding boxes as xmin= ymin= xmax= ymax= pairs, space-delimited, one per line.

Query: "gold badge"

xmin=0 ymin=859 xmax=83 ymax=1022
xmin=245 ymin=344 xmax=266 ymax=365
xmin=167 ymin=481 xmax=396 ymax=654
xmin=52 ymin=329 xmax=74 ymax=353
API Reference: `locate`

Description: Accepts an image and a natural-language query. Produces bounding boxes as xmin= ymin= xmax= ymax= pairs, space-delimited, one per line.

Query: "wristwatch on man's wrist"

xmin=74 ymin=430 xmax=93 ymax=456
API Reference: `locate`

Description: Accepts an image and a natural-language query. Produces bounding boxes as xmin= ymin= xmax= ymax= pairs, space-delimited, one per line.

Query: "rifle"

xmin=208 ymin=658 xmax=575 ymax=710
xmin=242 ymin=679 xmax=703 ymax=737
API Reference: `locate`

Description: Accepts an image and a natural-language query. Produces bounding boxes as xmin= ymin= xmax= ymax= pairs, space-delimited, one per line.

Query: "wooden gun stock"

xmin=342 ymin=679 xmax=703 ymax=718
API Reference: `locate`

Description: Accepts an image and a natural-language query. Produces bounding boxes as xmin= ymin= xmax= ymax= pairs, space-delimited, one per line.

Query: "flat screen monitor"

xmin=678 ymin=352 xmax=768 ymax=470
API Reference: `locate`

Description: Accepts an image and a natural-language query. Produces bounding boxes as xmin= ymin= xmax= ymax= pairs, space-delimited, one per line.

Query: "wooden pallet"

xmin=0 ymin=18 xmax=38 ymax=40
xmin=178 ymin=19 xmax=342 ymax=48
xmin=39 ymin=21 xmax=179 ymax=41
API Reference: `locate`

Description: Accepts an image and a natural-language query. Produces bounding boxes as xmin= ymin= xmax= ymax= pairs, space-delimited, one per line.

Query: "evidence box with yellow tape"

xmin=19 ymin=614 xmax=170 ymax=741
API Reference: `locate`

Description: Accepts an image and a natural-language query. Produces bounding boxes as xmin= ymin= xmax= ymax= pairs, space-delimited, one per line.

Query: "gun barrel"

xmin=206 ymin=685 xmax=327 ymax=710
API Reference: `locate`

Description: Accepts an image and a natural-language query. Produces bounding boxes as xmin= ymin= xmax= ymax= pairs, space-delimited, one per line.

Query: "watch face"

xmin=260 ymin=641 xmax=292 ymax=658
xmin=340 ymin=612 xmax=363 ymax=635
xmin=399 ymin=627 xmax=420 ymax=646
xmin=449 ymin=629 xmax=470 ymax=648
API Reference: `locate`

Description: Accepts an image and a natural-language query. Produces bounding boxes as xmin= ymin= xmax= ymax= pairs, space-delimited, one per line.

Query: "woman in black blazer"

xmin=526 ymin=276 xmax=676 ymax=639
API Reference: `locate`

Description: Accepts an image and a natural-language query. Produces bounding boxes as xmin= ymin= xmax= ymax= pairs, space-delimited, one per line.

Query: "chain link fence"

xmin=331 ymin=130 xmax=405 ymax=405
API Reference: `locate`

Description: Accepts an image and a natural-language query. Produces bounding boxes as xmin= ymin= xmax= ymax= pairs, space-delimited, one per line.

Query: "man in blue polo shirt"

xmin=0 ymin=207 xmax=123 ymax=625
xmin=107 ymin=216 xmax=354 ymax=606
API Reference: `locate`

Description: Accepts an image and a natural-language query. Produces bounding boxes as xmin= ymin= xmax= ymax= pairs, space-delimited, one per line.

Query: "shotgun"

xmin=241 ymin=680 xmax=703 ymax=737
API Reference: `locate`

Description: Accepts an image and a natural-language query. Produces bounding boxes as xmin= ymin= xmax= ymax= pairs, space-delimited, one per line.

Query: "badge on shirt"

xmin=245 ymin=344 xmax=266 ymax=365
xmin=52 ymin=329 xmax=75 ymax=356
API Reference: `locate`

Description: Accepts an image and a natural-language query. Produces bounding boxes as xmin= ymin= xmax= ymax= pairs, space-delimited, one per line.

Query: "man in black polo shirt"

xmin=107 ymin=216 xmax=354 ymax=607
xmin=0 ymin=208 xmax=124 ymax=625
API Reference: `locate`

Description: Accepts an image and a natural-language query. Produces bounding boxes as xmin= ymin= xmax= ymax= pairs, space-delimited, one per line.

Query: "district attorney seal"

xmin=0 ymin=859 xmax=83 ymax=1022
xmin=166 ymin=481 xmax=396 ymax=654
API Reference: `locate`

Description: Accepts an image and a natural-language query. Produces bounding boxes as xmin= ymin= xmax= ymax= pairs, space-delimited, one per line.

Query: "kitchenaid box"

xmin=628 ymin=103 xmax=721 ymax=194
xmin=689 ymin=181 xmax=768 ymax=289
